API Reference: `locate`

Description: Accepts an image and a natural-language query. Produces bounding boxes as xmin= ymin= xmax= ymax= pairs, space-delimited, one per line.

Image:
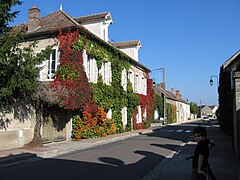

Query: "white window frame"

xmin=47 ymin=48 xmax=60 ymax=80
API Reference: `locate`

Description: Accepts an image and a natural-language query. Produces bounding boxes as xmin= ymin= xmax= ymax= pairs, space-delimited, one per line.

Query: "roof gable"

xmin=222 ymin=50 xmax=240 ymax=69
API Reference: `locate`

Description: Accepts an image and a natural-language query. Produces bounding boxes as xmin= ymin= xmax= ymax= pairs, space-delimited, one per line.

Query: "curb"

xmin=0 ymin=153 xmax=38 ymax=167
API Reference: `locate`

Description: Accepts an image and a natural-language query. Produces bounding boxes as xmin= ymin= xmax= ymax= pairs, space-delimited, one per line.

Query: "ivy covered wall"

xmin=51 ymin=29 xmax=154 ymax=139
xmin=218 ymin=66 xmax=234 ymax=135
xmin=166 ymin=103 xmax=177 ymax=124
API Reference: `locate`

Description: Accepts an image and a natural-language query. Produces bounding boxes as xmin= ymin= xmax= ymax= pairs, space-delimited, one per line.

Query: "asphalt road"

xmin=0 ymin=122 xmax=201 ymax=180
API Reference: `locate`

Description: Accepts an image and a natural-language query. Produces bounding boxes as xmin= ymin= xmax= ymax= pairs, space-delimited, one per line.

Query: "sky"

xmin=10 ymin=0 xmax=240 ymax=106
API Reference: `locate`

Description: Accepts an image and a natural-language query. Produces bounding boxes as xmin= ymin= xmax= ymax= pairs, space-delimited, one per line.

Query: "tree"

xmin=0 ymin=0 xmax=22 ymax=35
xmin=0 ymin=0 xmax=52 ymax=147
xmin=190 ymin=102 xmax=199 ymax=115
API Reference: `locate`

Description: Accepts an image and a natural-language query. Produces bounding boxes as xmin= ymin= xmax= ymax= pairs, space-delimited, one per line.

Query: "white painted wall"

xmin=118 ymin=46 xmax=140 ymax=62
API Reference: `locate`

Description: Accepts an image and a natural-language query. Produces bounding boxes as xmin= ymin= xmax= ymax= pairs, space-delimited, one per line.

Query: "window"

xmin=47 ymin=49 xmax=59 ymax=80
xmin=82 ymin=49 xmax=98 ymax=83
xmin=141 ymin=76 xmax=147 ymax=95
xmin=134 ymin=74 xmax=139 ymax=93
xmin=99 ymin=61 xmax=112 ymax=85
xmin=136 ymin=105 xmax=142 ymax=123
xmin=128 ymin=71 xmax=134 ymax=90
xmin=122 ymin=107 xmax=127 ymax=126
xmin=121 ymin=68 xmax=127 ymax=91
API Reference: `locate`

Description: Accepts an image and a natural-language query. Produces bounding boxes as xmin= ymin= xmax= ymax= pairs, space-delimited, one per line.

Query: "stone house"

xmin=219 ymin=50 xmax=240 ymax=158
xmin=0 ymin=6 xmax=150 ymax=150
xmin=201 ymin=105 xmax=218 ymax=118
xmin=153 ymin=85 xmax=190 ymax=123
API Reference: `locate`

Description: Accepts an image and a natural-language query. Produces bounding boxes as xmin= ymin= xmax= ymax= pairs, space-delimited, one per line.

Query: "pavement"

xmin=0 ymin=120 xmax=239 ymax=180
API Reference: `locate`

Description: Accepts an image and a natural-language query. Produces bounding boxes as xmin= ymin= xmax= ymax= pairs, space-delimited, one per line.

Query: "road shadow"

xmin=0 ymin=150 xmax=165 ymax=180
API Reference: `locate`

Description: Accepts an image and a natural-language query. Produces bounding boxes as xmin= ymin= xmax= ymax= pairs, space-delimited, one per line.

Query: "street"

xmin=0 ymin=122 xmax=206 ymax=180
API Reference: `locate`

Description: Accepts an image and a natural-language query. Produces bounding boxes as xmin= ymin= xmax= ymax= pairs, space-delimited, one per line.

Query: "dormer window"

xmin=75 ymin=12 xmax=112 ymax=42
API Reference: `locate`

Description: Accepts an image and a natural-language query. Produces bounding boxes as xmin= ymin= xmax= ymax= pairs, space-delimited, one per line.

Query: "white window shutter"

xmin=93 ymin=59 xmax=98 ymax=83
xmin=82 ymin=49 xmax=88 ymax=75
xmin=109 ymin=62 xmax=112 ymax=84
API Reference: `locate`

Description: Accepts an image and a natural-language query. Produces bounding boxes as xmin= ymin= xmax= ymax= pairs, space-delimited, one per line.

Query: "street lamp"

xmin=209 ymin=75 xmax=218 ymax=86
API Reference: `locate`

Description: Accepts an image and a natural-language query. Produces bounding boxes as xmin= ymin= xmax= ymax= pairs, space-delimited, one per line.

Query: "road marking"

xmin=176 ymin=130 xmax=183 ymax=132
xmin=185 ymin=130 xmax=192 ymax=133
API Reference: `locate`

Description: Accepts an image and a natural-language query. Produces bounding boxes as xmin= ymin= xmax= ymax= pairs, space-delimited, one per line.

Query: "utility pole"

xmin=152 ymin=68 xmax=166 ymax=123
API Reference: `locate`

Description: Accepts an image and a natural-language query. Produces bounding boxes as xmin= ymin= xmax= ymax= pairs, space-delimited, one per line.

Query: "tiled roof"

xmin=15 ymin=9 xmax=150 ymax=72
xmin=27 ymin=10 xmax=79 ymax=34
xmin=153 ymin=85 xmax=189 ymax=104
xmin=75 ymin=12 xmax=111 ymax=23
xmin=111 ymin=40 xmax=141 ymax=48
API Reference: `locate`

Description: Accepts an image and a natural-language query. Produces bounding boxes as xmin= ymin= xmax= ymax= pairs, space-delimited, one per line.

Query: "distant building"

xmin=153 ymin=85 xmax=190 ymax=123
xmin=201 ymin=105 xmax=218 ymax=118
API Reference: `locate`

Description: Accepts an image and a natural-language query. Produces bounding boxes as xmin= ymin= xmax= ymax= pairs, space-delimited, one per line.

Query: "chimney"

xmin=160 ymin=82 xmax=166 ymax=89
xmin=176 ymin=90 xmax=180 ymax=99
xmin=171 ymin=88 xmax=174 ymax=94
xmin=28 ymin=5 xmax=40 ymax=32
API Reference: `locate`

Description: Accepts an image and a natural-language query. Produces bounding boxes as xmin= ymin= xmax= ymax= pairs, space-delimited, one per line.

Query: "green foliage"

xmin=190 ymin=102 xmax=199 ymax=114
xmin=154 ymin=93 xmax=163 ymax=118
xmin=218 ymin=67 xmax=233 ymax=134
xmin=125 ymin=80 xmax=139 ymax=131
xmin=0 ymin=29 xmax=52 ymax=107
xmin=166 ymin=103 xmax=177 ymax=124
xmin=73 ymin=35 xmax=140 ymax=133
xmin=0 ymin=0 xmax=22 ymax=34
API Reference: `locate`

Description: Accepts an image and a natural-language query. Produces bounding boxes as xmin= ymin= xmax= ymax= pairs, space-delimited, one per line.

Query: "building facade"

xmin=0 ymin=6 xmax=152 ymax=150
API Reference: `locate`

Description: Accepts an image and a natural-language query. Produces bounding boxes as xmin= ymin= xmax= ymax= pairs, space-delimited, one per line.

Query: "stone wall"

xmin=233 ymin=71 xmax=240 ymax=158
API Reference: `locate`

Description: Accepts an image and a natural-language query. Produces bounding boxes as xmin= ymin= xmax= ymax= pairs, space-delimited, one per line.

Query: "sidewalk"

xmin=143 ymin=122 xmax=240 ymax=180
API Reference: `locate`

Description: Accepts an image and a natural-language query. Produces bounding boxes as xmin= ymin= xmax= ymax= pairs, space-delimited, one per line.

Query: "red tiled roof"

xmin=27 ymin=10 xmax=79 ymax=34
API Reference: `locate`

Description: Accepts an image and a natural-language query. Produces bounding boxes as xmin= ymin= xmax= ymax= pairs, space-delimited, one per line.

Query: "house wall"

xmin=176 ymin=101 xmax=189 ymax=123
xmin=233 ymin=71 xmax=240 ymax=158
xmin=201 ymin=106 xmax=212 ymax=116
xmin=166 ymin=98 xmax=190 ymax=123
xmin=0 ymin=103 xmax=36 ymax=150
xmin=82 ymin=21 xmax=111 ymax=42
xmin=118 ymin=46 xmax=140 ymax=62
xmin=20 ymin=37 xmax=59 ymax=81
xmin=129 ymin=66 xmax=147 ymax=95
xmin=0 ymin=38 xmax=71 ymax=151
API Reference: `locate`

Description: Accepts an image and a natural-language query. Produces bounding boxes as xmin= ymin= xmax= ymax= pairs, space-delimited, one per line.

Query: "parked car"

xmin=202 ymin=116 xmax=209 ymax=122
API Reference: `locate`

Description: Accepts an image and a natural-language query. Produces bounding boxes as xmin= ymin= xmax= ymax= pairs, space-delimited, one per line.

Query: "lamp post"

xmin=209 ymin=75 xmax=219 ymax=106
xmin=152 ymin=67 xmax=166 ymax=123
xmin=152 ymin=68 xmax=166 ymax=87
xmin=209 ymin=75 xmax=218 ymax=86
